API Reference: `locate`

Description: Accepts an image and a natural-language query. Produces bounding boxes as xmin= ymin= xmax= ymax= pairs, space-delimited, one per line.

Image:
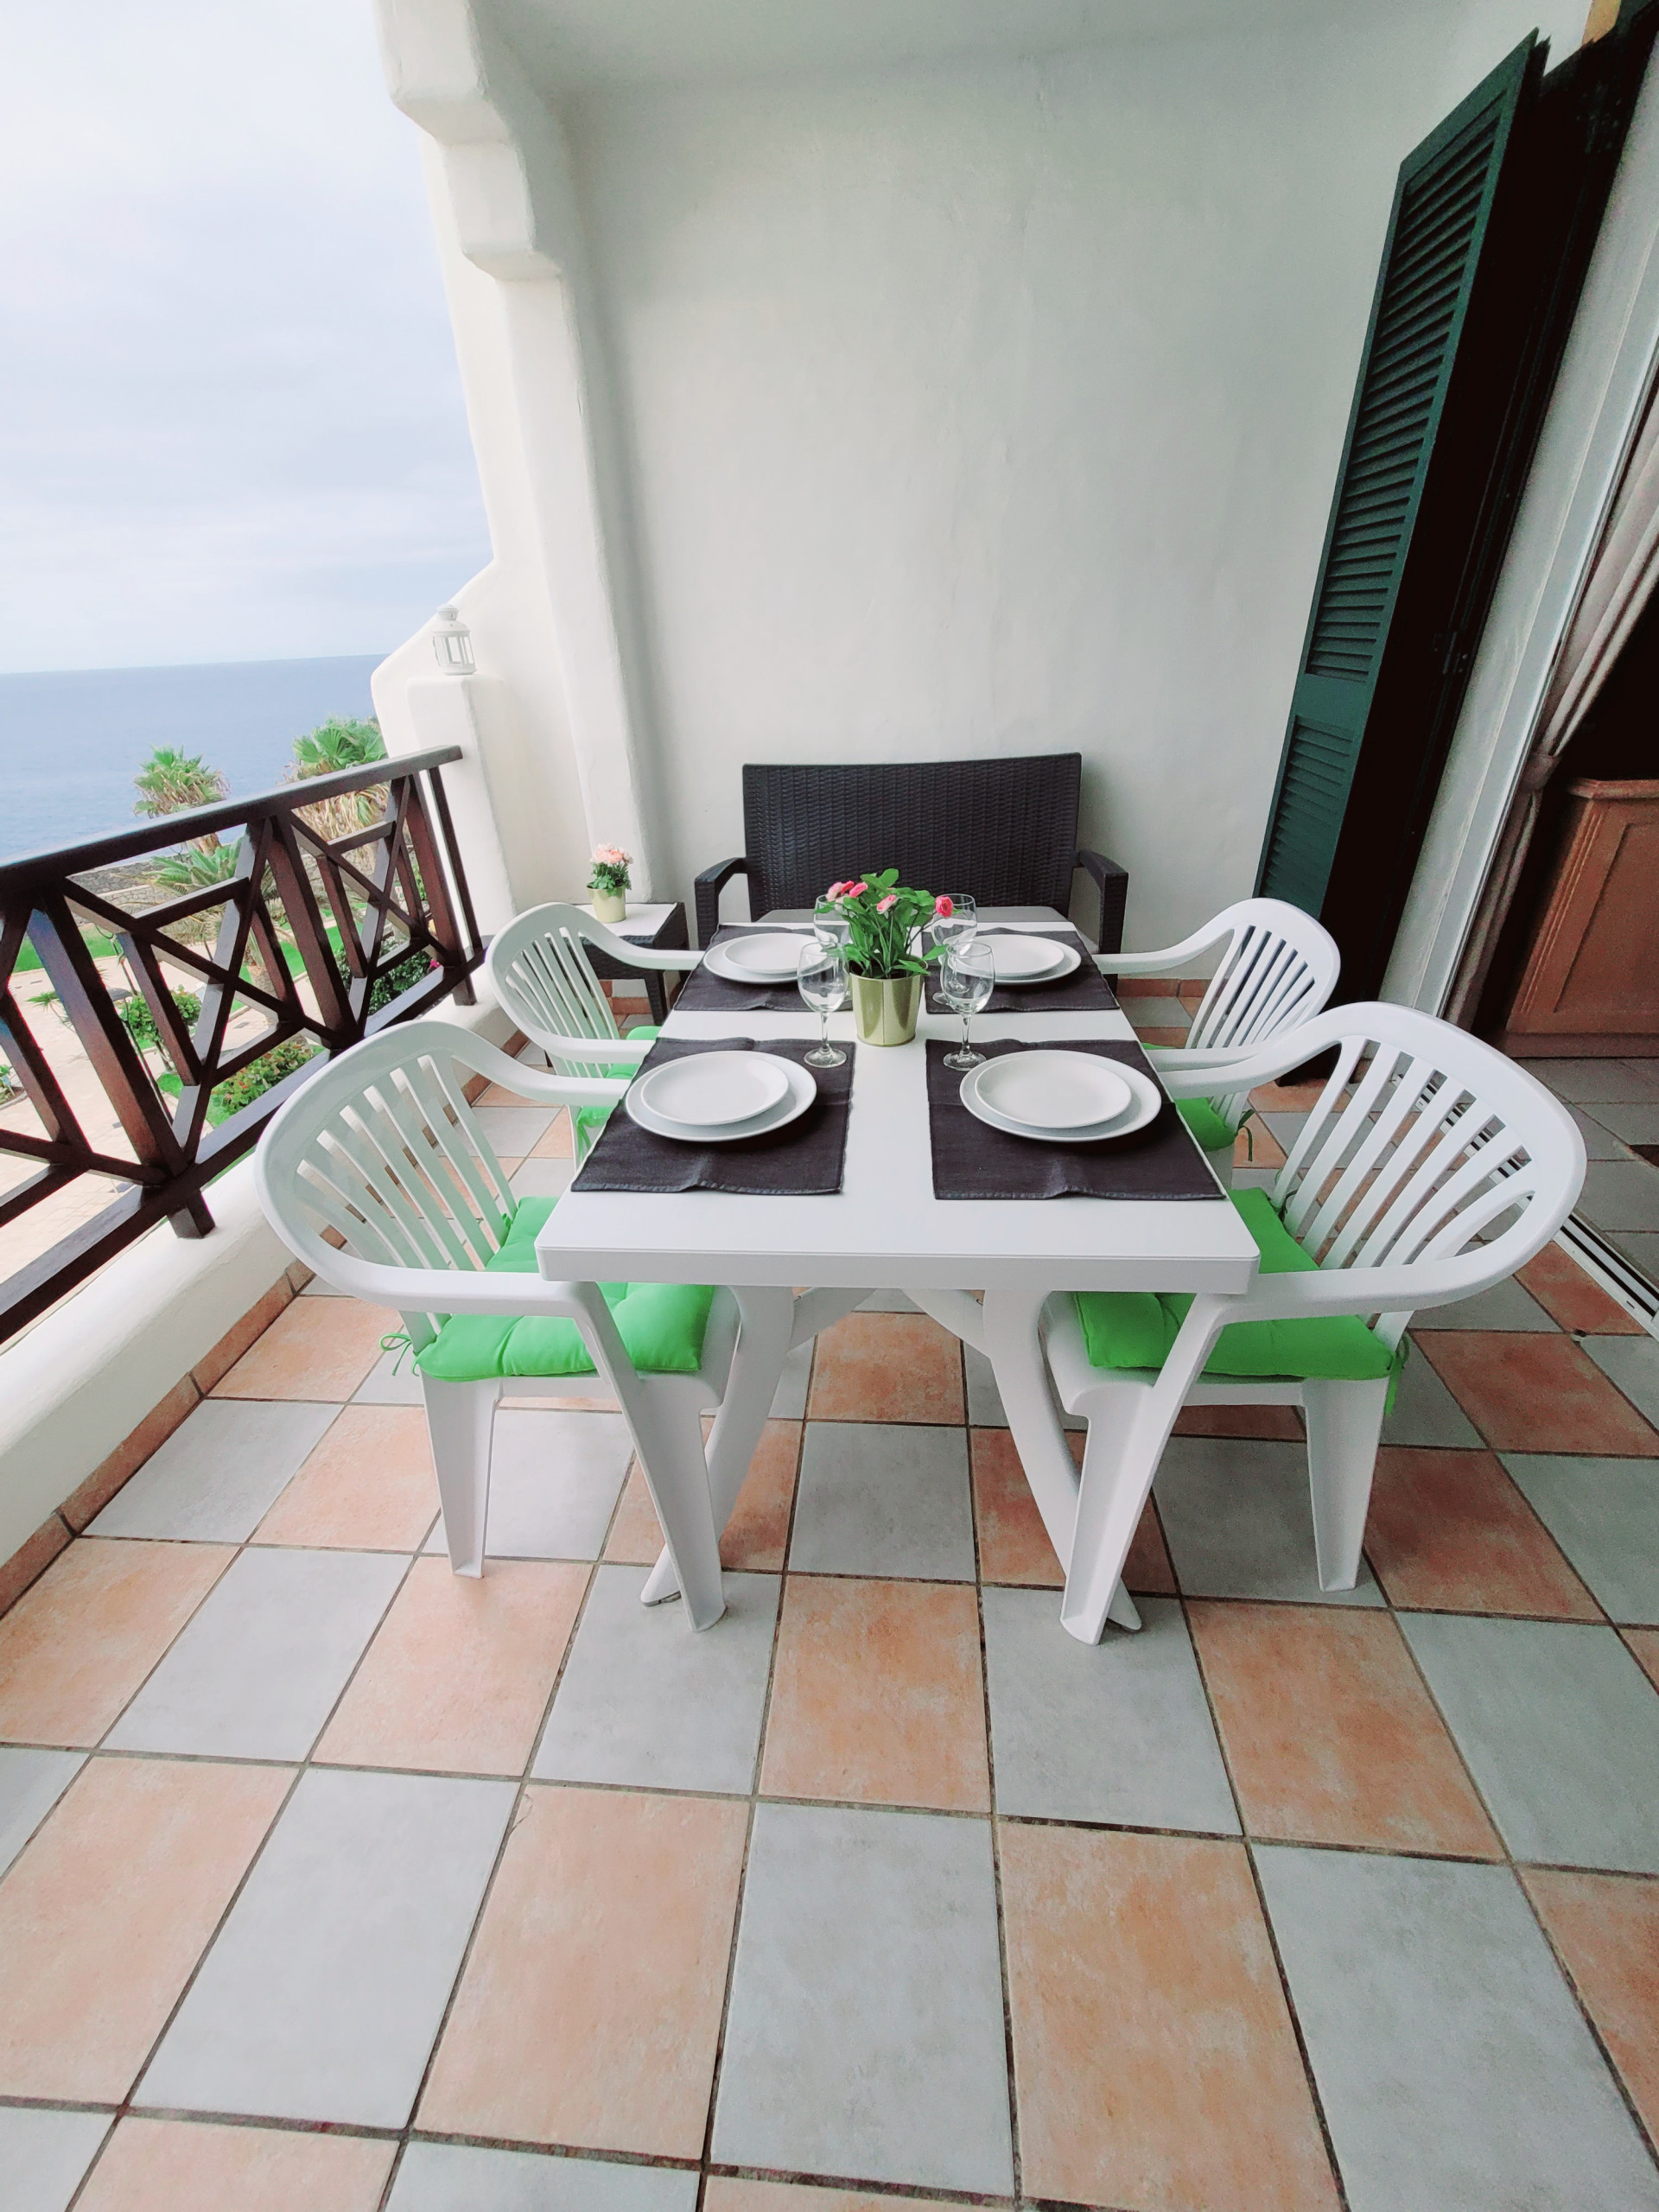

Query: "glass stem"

xmin=821 ymin=1007 xmax=830 ymax=1057
xmin=962 ymin=1011 xmax=970 ymax=1057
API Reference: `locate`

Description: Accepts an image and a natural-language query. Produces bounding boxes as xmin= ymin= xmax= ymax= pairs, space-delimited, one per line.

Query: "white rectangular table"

xmin=536 ymin=916 xmax=1259 ymax=1640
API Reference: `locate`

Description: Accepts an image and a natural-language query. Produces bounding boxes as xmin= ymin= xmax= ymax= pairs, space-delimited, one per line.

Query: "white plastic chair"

xmin=1042 ymin=1002 xmax=1586 ymax=1643
xmin=486 ymin=903 xmax=702 ymax=1153
xmin=1108 ymin=898 xmax=1340 ymax=1184
xmin=252 ymin=1020 xmax=766 ymax=1630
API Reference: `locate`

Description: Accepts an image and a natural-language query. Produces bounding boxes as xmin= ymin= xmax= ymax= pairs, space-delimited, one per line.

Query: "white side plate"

xmin=975 ymin=1050 xmax=1131 ymax=1129
xmin=962 ymin=1058 xmax=1162 ymax=1144
xmin=717 ymin=931 xmax=817 ymax=980
xmin=981 ymin=935 xmax=1077 ymax=982
xmin=626 ymin=1055 xmax=817 ymax=1144
xmin=638 ymin=1051 xmax=791 ymax=1128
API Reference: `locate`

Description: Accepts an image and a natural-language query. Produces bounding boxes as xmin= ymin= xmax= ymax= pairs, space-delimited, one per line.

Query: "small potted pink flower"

xmin=587 ymin=844 xmax=632 ymax=925
xmin=825 ymin=869 xmax=947 ymax=1046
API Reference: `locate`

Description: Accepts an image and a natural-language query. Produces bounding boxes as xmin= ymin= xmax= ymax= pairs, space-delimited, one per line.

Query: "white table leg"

xmin=1059 ymin=1295 xmax=1227 ymax=1644
xmin=981 ymin=1286 xmax=1141 ymax=1632
xmin=641 ymin=1284 xmax=799 ymax=1606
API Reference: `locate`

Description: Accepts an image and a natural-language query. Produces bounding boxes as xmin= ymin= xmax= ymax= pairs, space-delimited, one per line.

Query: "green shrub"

xmin=367 ymin=945 xmax=439 ymax=1014
xmin=207 ymin=1036 xmax=318 ymax=1126
xmin=118 ymin=988 xmax=202 ymax=1057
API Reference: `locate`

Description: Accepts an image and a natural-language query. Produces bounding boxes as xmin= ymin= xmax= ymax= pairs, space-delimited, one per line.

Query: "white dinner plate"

xmin=638 ymin=1051 xmax=791 ymax=1128
xmin=962 ymin=1058 xmax=1162 ymax=1145
xmin=980 ymin=934 xmax=1079 ymax=982
xmin=716 ymin=931 xmax=817 ymax=980
xmin=974 ymin=1050 xmax=1131 ymax=1129
xmin=625 ymin=1054 xmax=817 ymax=1144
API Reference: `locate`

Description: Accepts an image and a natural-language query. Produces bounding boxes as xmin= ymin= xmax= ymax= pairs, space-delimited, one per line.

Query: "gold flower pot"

xmin=591 ymin=889 xmax=627 ymax=924
xmin=850 ymin=972 xmax=922 ymax=1046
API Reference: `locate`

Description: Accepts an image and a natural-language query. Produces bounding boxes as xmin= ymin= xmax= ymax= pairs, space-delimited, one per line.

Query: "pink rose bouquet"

xmin=587 ymin=844 xmax=632 ymax=897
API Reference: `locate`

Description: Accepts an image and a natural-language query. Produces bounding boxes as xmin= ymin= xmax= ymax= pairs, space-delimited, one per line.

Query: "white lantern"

xmin=431 ymin=605 xmax=474 ymax=674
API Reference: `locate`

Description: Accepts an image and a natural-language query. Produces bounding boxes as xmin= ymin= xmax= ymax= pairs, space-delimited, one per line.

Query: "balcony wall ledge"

xmin=0 ymin=978 xmax=518 ymax=1584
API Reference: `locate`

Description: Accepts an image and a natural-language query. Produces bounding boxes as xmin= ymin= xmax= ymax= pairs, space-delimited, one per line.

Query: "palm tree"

xmin=289 ymin=717 xmax=388 ymax=842
xmin=153 ymin=843 xmax=238 ymax=894
xmin=134 ymin=747 xmax=227 ymax=836
xmin=291 ymin=717 xmax=385 ymax=779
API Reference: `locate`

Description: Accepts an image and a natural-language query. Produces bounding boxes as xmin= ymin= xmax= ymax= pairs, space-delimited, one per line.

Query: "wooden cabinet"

xmin=1500 ymin=779 xmax=1659 ymax=1055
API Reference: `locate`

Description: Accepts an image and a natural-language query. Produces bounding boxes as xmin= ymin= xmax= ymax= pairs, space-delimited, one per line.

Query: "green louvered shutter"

xmin=1256 ymin=37 xmax=1536 ymax=918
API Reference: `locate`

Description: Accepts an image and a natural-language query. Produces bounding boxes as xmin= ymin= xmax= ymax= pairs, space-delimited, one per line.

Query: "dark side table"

xmin=579 ymin=901 xmax=689 ymax=1026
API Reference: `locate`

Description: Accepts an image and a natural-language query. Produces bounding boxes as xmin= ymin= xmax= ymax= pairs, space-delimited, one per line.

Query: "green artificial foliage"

xmin=823 ymin=870 xmax=947 ymax=980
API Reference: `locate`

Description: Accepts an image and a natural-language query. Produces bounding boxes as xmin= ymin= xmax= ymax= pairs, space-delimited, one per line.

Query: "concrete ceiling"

xmin=490 ymin=0 xmax=1394 ymax=92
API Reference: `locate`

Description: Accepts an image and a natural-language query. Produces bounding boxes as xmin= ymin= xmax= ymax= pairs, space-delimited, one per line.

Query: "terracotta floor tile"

xmin=971 ymin=1428 xmax=1173 ymax=1592
xmin=420 ymin=1783 xmax=746 ymax=2157
xmin=806 ymin=1312 xmax=964 ymax=1423
xmin=760 ymin=1578 xmax=989 ymax=1812
xmin=1173 ymin=1403 xmax=1304 ymax=1440
xmin=1134 ymin=1024 xmax=1187 ymax=1047
xmin=704 ymin=2186 xmax=965 ymax=2211
xmin=531 ymin=1109 xmax=574 ymax=1158
xmin=1250 ymin=1078 xmax=1340 ymax=1113
xmin=1001 ymin=1824 xmax=1338 ymax=2212
xmin=1518 ymin=1243 xmax=1643 ymax=1336
xmin=1364 ymin=1447 xmax=1600 ymax=1618
xmin=0 ymin=1757 xmax=289 ymax=2101
xmin=1521 ymin=1867 xmax=1659 ymax=2140
xmin=607 ymin=1421 xmax=799 ymax=1572
xmin=252 ymin=1406 xmax=437 ymax=1550
xmin=602 ymin=1463 xmax=663 ymax=1566
xmin=1189 ymin=1602 xmax=1499 ymax=1857
xmin=75 ymin=2118 xmax=392 ymax=2211
xmin=1236 ymin=1117 xmax=1287 ymax=1169
xmin=316 ymin=1558 xmax=584 ymax=1775
xmin=972 ymin=1428 xmax=1063 ymax=1587
xmin=0 ymin=1540 xmax=232 ymax=1747
xmin=212 ymin=1297 xmax=398 ymax=1402
xmin=1626 ymin=1627 xmax=1659 ymax=1690
xmin=1416 ymin=1332 xmax=1659 ymax=1455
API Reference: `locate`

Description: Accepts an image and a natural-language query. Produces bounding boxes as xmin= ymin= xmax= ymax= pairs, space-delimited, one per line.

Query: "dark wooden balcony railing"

xmin=0 ymin=744 xmax=482 ymax=1342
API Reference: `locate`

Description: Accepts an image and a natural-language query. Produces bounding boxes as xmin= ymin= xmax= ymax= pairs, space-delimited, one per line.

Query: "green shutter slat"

xmin=1255 ymin=36 xmax=1535 ymax=918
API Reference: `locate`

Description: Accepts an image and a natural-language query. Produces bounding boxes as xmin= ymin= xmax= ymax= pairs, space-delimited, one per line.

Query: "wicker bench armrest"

xmin=1075 ymin=849 xmax=1128 ymax=959
xmin=694 ymin=856 xmax=748 ymax=947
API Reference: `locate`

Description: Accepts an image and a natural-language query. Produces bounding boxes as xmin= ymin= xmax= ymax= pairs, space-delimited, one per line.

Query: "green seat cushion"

xmin=1073 ymin=1186 xmax=1395 ymax=1382
xmin=1176 ymin=1096 xmax=1243 ymax=1152
xmin=575 ymin=1025 xmax=660 ymax=1150
xmin=414 ymin=1192 xmax=714 ymax=1382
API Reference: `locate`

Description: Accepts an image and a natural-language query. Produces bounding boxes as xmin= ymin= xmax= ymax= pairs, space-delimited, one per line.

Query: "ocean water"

xmin=0 ymin=654 xmax=383 ymax=864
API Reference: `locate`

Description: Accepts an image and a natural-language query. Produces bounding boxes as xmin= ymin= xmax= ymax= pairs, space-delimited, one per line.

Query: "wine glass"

xmin=931 ymin=893 xmax=976 ymax=957
xmin=798 ymin=943 xmax=848 ymax=1068
xmin=940 ymin=940 xmax=995 ymax=1071
xmin=812 ymin=896 xmax=851 ymax=949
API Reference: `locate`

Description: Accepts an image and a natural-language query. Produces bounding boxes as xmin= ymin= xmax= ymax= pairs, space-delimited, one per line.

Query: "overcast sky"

xmin=0 ymin=1 xmax=491 ymax=674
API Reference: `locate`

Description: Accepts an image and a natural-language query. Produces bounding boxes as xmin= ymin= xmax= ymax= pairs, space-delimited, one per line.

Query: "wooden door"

xmin=1502 ymin=779 xmax=1659 ymax=1052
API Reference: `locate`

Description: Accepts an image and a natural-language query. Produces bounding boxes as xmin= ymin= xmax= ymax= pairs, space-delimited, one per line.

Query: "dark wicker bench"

xmin=694 ymin=754 xmax=1127 ymax=951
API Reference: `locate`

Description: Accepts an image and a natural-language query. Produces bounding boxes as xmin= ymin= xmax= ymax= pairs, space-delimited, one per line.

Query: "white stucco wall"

xmin=550 ymin=4 xmax=1580 ymax=946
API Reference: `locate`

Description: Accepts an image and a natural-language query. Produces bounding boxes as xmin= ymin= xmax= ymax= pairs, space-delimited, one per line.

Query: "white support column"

xmin=375 ymin=0 xmax=660 ymax=897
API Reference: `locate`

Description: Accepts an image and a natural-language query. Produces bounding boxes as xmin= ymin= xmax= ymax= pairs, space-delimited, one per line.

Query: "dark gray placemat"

xmin=572 ymin=1035 xmax=854 ymax=1195
xmin=925 ymin=928 xmax=1118 ymax=1014
xmin=927 ymin=1039 xmax=1220 ymax=1201
xmin=673 ymin=925 xmax=823 ymax=1013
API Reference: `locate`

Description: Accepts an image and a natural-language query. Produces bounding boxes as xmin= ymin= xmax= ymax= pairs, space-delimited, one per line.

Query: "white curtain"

xmin=1447 ymin=372 xmax=1659 ymax=1026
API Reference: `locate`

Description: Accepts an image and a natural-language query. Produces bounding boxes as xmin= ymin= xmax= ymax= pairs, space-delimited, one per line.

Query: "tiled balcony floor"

xmin=4 ymin=1088 xmax=1659 ymax=2208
